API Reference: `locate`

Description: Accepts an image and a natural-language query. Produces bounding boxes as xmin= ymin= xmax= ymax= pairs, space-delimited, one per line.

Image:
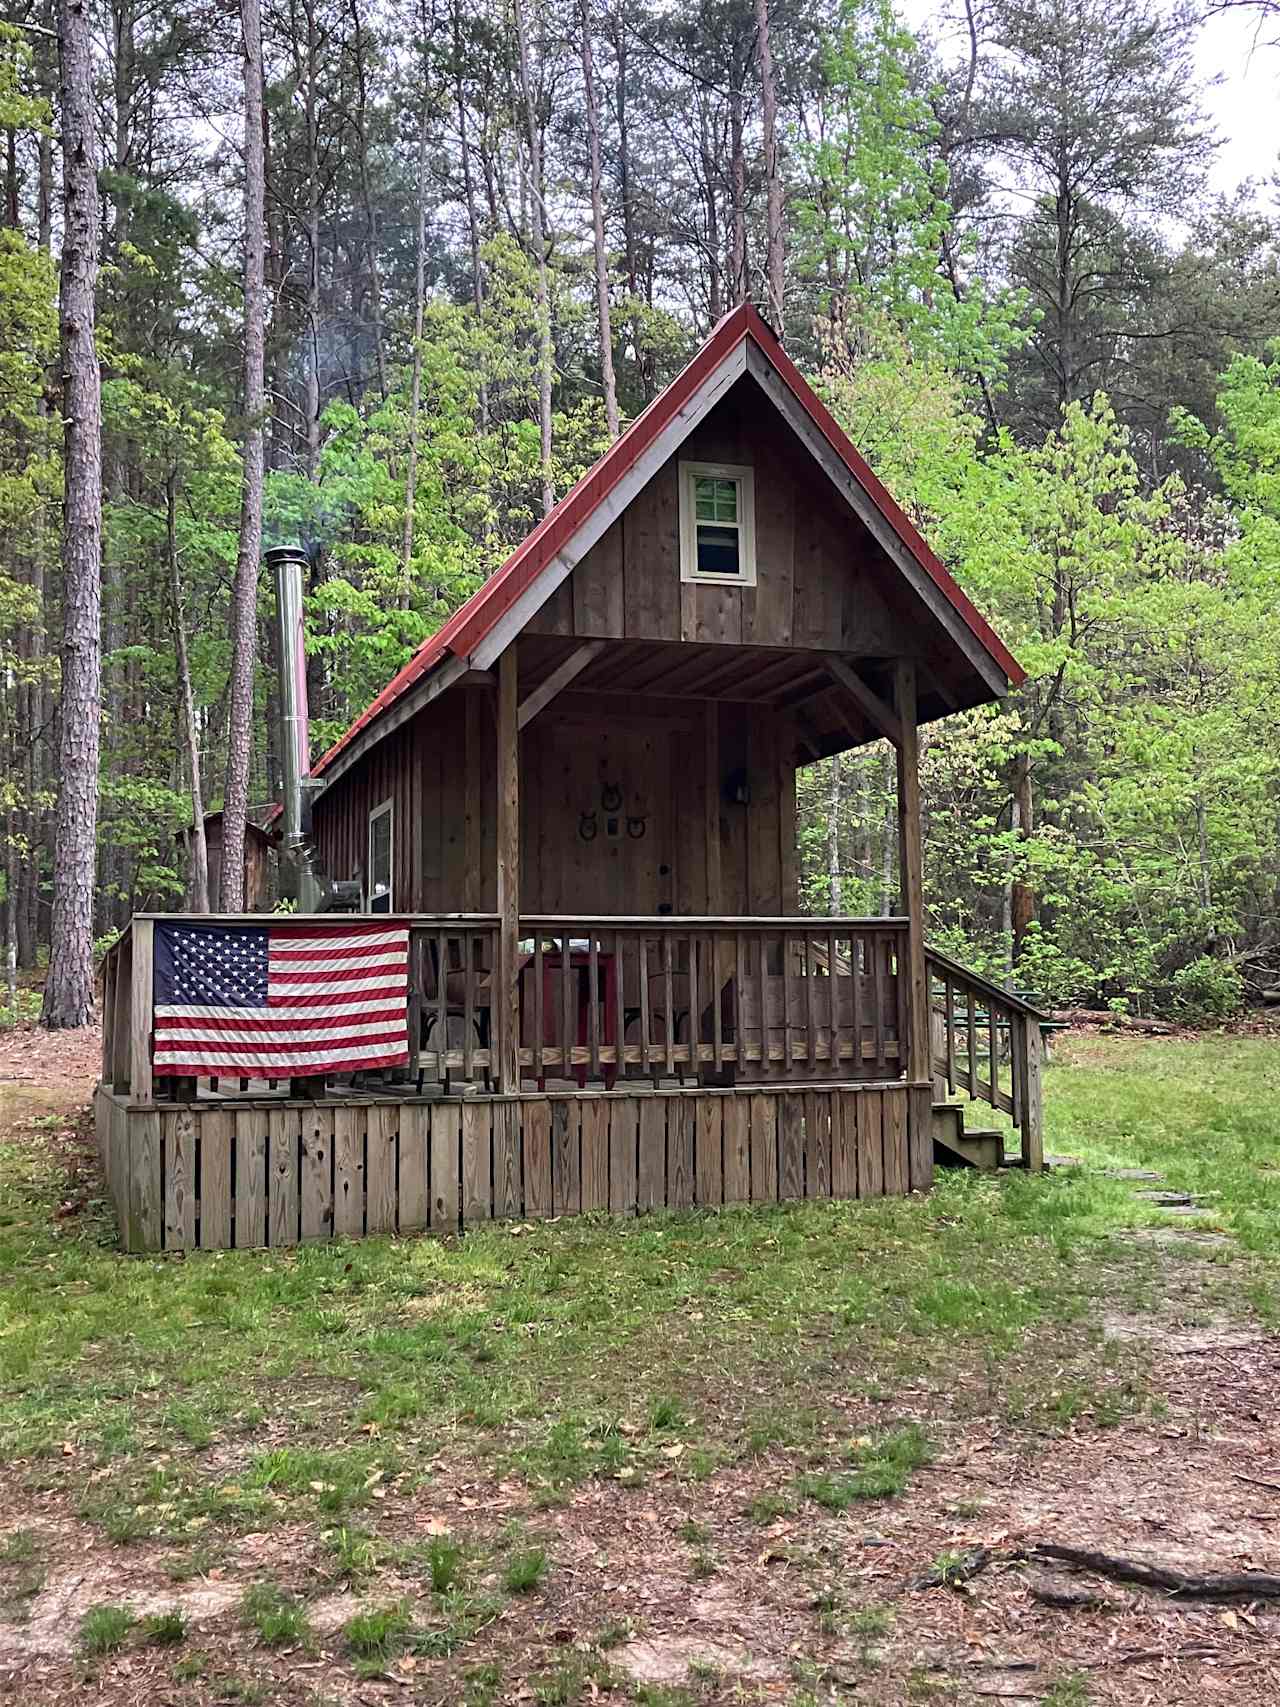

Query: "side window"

xmin=679 ymin=460 xmax=756 ymax=585
xmin=367 ymin=800 xmax=393 ymax=913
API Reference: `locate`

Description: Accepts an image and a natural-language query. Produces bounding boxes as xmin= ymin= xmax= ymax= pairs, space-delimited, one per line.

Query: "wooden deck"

xmin=93 ymin=1080 xmax=934 ymax=1253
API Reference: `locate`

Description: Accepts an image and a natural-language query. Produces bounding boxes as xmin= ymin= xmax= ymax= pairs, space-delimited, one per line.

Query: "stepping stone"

xmin=1105 ymin=1167 xmax=1165 ymax=1182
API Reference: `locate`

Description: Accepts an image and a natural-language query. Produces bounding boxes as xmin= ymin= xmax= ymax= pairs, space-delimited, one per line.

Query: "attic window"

xmin=680 ymin=461 xmax=756 ymax=585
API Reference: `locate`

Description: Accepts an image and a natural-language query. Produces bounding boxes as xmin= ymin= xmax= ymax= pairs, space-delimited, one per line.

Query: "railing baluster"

xmin=639 ymin=936 xmax=652 ymax=1074
xmin=533 ymin=933 xmax=544 ymax=1082
xmin=688 ymin=930 xmax=700 ymax=1079
xmin=988 ymin=994 xmax=998 ymax=1108
xmin=803 ymin=935 xmax=817 ymax=1070
xmin=613 ymin=928 xmax=626 ymax=1079
xmin=872 ymin=932 xmax=887 ymax=1073
xmin=1009 ymin=1006 xmax=1023 ymax=1130
xmin=734 ymin=930 xmax=747 ymax=1067
xmin=588 ymin=930 xmax=601 ymax=1082
xmin=967 ymin=986 xmax=978 ymax=1097
xmin=851 ymin=930 xmax=864 ymax=1073
xmin=561 ymin=932 xmax=574 ymax=1080
xmin=826 ymin=930 xmax=839 ymax=1070
xmin=663 ymin=931 xmax=675 ymax=1077
xmin=712 ymin=931 xmax=724 ymax=1072
xmin=944 ymin=976 xmax=956 ymax=1094
xmin=462 ymin=931 xmax=475 ymax=1082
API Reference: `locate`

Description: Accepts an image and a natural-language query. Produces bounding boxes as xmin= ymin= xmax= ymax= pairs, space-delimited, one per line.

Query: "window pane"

xmin=696 ymin=524 xmax=741 ymax=576
xmin=370 ymin=810 xmax=392 ymax=910
xmin=694 ymin=477 xmax=716 ymax=519
xmin=713 ymin=480 xmax=738 ymax=521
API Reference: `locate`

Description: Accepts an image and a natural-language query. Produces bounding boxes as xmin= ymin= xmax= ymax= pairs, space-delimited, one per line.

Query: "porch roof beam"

xmin=517 ymin=640 xmax=606 ymax=729
xmin=824 ymin=654 xmax=903 ymax=748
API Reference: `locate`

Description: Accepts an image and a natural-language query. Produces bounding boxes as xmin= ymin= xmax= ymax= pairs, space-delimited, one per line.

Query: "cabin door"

xmin=528 ymin=713 xmax=681 ymax=914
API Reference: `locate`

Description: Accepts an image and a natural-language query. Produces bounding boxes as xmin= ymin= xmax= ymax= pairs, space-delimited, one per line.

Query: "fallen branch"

xmin=1026 ymin=1544 xmax=1280 ymax=1601
xmin=1233 ymin=1472 xmax=1280 ymax=1495
xmin=908 ymin=1541 xmax=1280 ymax=1602
xmin=1052 ymin=1009 xmax=1179 ymax=1035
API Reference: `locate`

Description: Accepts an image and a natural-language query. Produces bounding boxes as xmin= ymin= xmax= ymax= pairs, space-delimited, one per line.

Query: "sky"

xmin=899 ymin=1 xmax=1279 ymax=199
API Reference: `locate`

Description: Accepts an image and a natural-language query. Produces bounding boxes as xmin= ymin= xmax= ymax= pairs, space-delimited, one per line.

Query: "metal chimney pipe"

xmin=266 ymin=542 xmax=321 ymax=910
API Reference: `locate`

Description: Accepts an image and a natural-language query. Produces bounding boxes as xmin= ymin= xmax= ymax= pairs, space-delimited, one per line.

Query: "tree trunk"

xmin=402 ymin=93 xmax=430 ymax=600
xmin=221 ymin=0 xmax=267 ymax=913
xmin=450 ymin=0 xmax=488 ymax=427
xmin=168 ymin=472 xmax=209 ymax=912
xmin=580 ymin=0 xmax=619 ymax=439
xmin=514 ymin=0 xmax=554 ymax=515
xmin=755 ymin=0 xmax=783 ymax=326
xmin=729 ymin=81 xmax=747 ymax=306
xmin=42 ymin=0 xmax=103 ymax=1029
xmin=1010 ymin=755 xmax=1034 ymax=964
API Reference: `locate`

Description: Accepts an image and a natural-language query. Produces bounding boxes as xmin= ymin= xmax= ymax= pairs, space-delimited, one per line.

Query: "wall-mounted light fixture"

xmin=723 ymin=768 xmax=751 ymax=806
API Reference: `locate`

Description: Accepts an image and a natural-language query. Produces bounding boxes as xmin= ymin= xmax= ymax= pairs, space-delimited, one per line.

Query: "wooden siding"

xmin=526 ymin=384 xmax=903 ymax=654
xmin=313 ymin=691 xmax=797 ymax=915
xmin=93 ymin=1081 xmax=926 ymax=1252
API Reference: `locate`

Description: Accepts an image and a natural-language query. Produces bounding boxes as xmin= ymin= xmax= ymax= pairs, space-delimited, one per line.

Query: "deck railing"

xmin=100 ymin=913 xmax=911 ymax=1101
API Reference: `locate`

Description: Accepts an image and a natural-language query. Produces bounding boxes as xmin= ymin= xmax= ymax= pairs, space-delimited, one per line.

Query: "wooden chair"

xmin=419 ymin=936 xmax=493 ymax=1088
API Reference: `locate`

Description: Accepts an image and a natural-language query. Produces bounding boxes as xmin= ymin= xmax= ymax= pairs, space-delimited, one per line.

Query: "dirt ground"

xmin=2 ymin=1024 xmax=1278 ymax=1706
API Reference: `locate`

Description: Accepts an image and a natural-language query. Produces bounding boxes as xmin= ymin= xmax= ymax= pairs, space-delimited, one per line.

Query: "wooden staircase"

xmin=924 ymin=948 xmax=1048 ymax=1172
xmin=931 ymin=1100 xmax=1007 ymax=1171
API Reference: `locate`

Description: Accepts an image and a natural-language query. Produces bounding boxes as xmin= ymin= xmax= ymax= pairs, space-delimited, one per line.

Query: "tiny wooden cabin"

xmin=96 ymin=306 xmax=1045 ymax=1253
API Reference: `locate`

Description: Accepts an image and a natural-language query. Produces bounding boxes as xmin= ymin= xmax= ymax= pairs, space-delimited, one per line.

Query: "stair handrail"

xmin=923 ymin=945 xmax=1045 ymax=1173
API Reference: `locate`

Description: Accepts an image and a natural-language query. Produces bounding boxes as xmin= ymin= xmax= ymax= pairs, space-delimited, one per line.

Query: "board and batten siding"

xmin=525 ymin=387 xmax=904 ymax=653
xmin=93 ymin=1082 xmax=932 ymax=1252
xmin=312 ymin=690 xmax=798 ymax=916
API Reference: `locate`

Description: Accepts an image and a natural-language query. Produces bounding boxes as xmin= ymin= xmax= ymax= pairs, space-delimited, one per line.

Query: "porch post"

xmin=495 ymin=645 xmax=521 ymax=1091
xmin=893 ymin=661 xmax=931 ymax=1105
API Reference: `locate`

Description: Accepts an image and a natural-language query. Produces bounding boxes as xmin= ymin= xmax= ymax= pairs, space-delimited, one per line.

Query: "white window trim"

xmin=367 ymin=798 xmax=394 ymax=913
xmin=679 ymin=459 xmax=757 ymax=587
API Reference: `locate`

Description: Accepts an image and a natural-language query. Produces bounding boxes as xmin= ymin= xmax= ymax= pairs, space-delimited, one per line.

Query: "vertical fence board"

xmin=462 ymin=1101 xmax=493 ymax=1222
xmin=492 ymin=1102 xmax=522 ymax=1218
xmin=779 ymin=1095 xmax=805 ymax=1200
xmin=365 ymin=1106 xmax=398 ymax=1234
xmin=268 ymin=1108 xmax=301 ymax=1247
xmin=908 ymin=1085 xmax=934 ymax=1192
xmin=552 ymin=1100 xmax=582 ymax=1217
xmin=580 ymin=1101 xmax=609 ymax=1211
xmin=750 ymin=1094 xmax=778 ymax=1203
xmin=859 ymin=1091 xmax=885 ymax=1198
xmin=164 ymin=1109 xmax=196 ymax=1250
xmin=398 ymin=1104 xmax=430 ymax=1232
xmin=883 ymin=1091 xmax=908 ymax=1196
xmin=831 ymin=1091 xmax=858 ymax=1199
xmin=722 ymin=1096 xmax=750 ymax=1204
xmin=234 ymin=1110 xmax=267 ymax=1248
xmin=805 ymin=1091 xmax=831 ymax=1200
xmin=667 ymin=1099 xmax=693 ymax=1208
xmin=608 ymin=1099 xmax=637 ymax=1215
xmin=430 ymin=1104 xmax=461 ymax=1231
xmin=128 ymin=1109 xmax=162 ymax=1252
xmin=524 ymin=1101 xmax=553 ymax=1218
xmin=694 ymin=1096 xmax=723 ymax=1207
xmin=200 ymin=1109 xmax=233 ymax=1248
xmin=637 ymin=1099 xmax=666 ymax=1212
xmin=333 ymin=1106 xmax=364 ymax=1237
xmin=301 ymin=1108 xmax=334 ymax=1242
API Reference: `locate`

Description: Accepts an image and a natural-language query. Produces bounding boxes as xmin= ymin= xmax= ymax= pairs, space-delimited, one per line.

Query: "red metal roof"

xmin=311 ymin=303 xmax=1022 ymax=777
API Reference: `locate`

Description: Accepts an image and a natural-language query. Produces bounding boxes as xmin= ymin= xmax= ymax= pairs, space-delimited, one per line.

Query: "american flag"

xmin=153 ymin=920 xmax=410 ymax=1077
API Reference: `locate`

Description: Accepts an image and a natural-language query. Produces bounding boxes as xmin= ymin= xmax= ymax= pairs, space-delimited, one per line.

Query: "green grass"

xmin=345 ymin=1600 xmax=412 ymax=1659
xmin=239 ymin=1582 xmax=312 ymax=1648
xmin=2 ymin=1031 xmax=1279 ymax=1690
xmin=142 ymin=1607 xmax=187 ymax=1645
xmin=503 ymin=1545 xmax=549 ymax=1593
xmin=79 ymin=1603 xmax=135 ymax=1654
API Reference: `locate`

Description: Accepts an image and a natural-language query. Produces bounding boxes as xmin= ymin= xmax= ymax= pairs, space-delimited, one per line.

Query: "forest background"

xmin=3 ymin=0 xmax=1280 ymax=1026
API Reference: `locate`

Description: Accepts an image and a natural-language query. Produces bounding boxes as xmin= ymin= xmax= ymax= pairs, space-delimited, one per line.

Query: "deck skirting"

xmin=92 ymin=1082 xmax=934 ymax=1253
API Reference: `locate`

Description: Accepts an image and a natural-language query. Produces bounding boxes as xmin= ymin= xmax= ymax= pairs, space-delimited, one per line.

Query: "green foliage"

xmin=240 ymin=1582 xmax=312 ymax=1648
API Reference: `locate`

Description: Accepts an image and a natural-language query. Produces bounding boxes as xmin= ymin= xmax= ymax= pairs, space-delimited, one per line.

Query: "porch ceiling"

xmin=515 ymin=633 xmax=955 ymax=761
